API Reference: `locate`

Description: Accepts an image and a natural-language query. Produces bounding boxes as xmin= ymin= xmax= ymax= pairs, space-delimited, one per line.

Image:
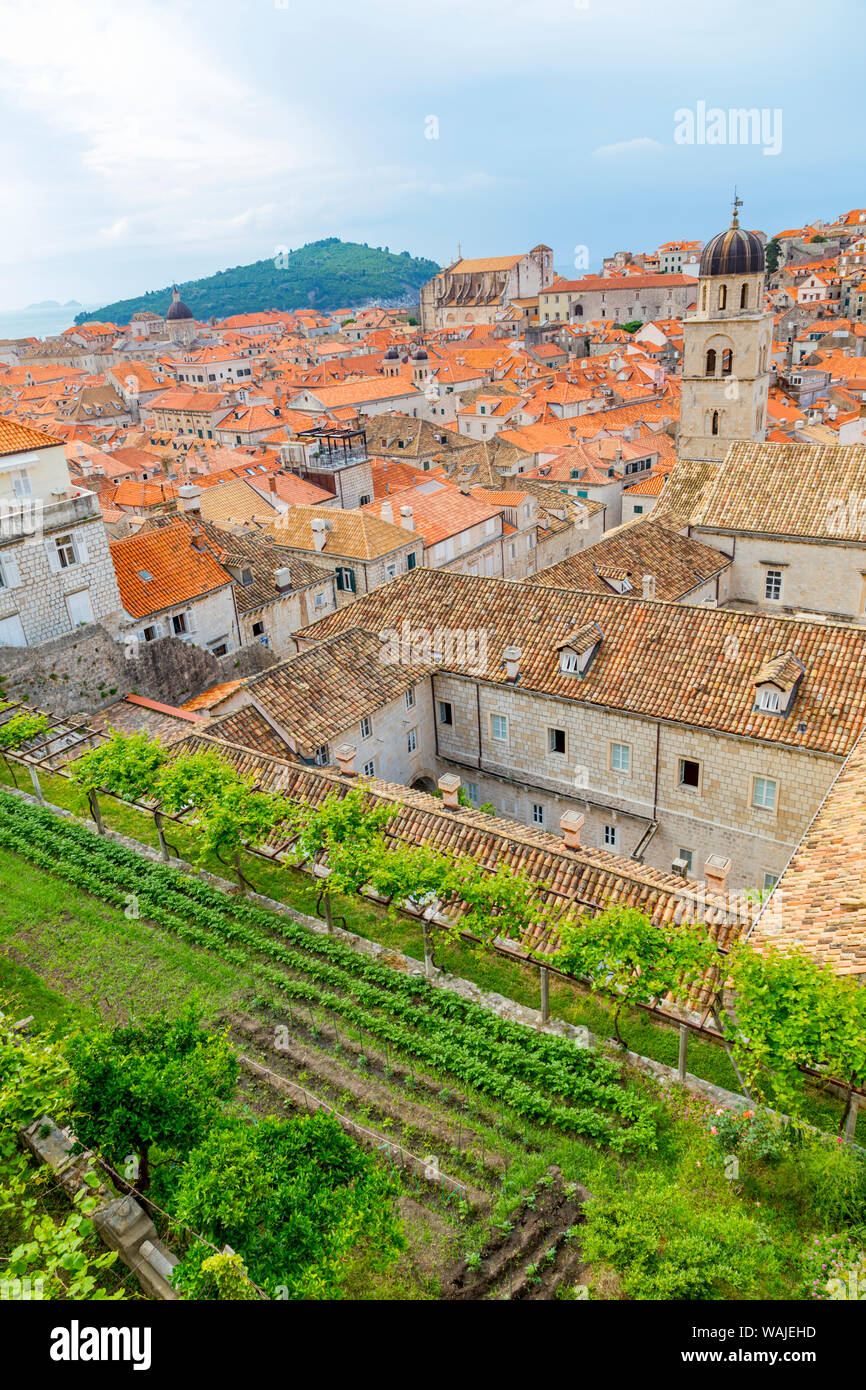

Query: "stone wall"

xmin=0 ymin=623 xmax=276 ymax=716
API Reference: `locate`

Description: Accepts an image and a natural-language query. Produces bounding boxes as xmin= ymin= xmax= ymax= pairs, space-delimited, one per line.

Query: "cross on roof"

xmin=732 ymin=189 xmax=743 ymax=227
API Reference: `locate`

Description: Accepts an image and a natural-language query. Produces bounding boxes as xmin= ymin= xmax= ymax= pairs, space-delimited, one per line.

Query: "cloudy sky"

xmin=0 ymin=0 xmax=860 ymax=307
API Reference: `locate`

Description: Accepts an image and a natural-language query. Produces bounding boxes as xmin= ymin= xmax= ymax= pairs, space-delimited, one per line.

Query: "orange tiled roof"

xmin=110 ymin=517 xmax=232 ymax=618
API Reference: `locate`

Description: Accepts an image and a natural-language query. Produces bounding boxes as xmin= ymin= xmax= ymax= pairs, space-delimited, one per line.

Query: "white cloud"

xmin=591 ymin=136 xmax=665 ymax=159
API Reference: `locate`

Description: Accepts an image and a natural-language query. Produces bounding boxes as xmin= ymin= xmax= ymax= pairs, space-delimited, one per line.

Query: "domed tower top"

xmin=699 ymin=194 xmax=765 ymax=277
xmin=166 ymin=284 xmax=194 ymax=322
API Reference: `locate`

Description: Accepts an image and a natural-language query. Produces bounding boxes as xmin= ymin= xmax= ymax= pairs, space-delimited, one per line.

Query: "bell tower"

xmin=678 ymin=196 xmax=773 ymax=462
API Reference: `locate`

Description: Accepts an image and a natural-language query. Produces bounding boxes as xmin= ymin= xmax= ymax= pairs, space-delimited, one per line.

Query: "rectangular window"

xmin=335 ymin=567 xmax=356 ymax=593
xmin=491 ymin=713 xmax=508 ymax=741
xmin=10 ymin=469 xmax=32 ymax=499
xmin=313 ymin=592 xmax=328 ymax=608
xmin=465 ymin=781 xmax=479 ymax=803
xmin=532 ymin=803 xmax=545 ymax=825
xmin=610 ymin=742 xmax=630 ymax=774
xmin=603 ymin=824 xmax=619 ymax=848
xmin=764 ymin=569 xmax=783 ymax=601
xmin=54 ymin=534 xmax=78 ymax=569
xmin=678 ymin=848 xmax=694 ymax=874
xmin=314 ymin=744 xmax=329 ymax=766
xmin=360 ymin=716 xmax=372 ymax=740
xmin=252 ymin=620 xmax=265 ymax=637
xmin=142 ymin=625 xmax=158 ymax=642
xmin=407 ymin=552 xmax=418 ymax=570
xmin=678 ymin=757 xmax=701 ymax=789
xmin=405 ymin=687 xmax=415 ymax=709
xmin=363 ymin=759 xmax=376 ymax=777
xmin=438 ymin=700 xmax=453 ymax=726
xmin=752 ymin=776 xmax=778 ymax=811
xmin=407 ymin=727 xmax=417 ymax=753
xmin=757 ymin=687 xmax=781 ymax=713
xmin=171 ymin=612 xmax=188 ymax=635
xmin=762 ymin=871 xmax=779 ymax=892
xmin=385 ymin=563 xmax=397 ymax=580
xmin=548 ymin=727 xmax=566 ymax=755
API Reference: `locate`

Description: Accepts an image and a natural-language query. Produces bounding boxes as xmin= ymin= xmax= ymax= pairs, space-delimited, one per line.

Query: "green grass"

xmin=3 ymin=766 xmax=862 ymax=1142
xmin=0 ymin=845 xmax=252 ymax=1031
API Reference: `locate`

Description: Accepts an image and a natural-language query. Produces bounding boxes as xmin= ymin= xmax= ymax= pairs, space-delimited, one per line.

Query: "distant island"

xmin=26 ymin=299 xmax=82 ymax=310
xmin=77 ymin=239 xmax=440 ymax=325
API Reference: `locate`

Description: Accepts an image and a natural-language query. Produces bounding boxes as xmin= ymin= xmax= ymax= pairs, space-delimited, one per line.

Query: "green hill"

xmin=76 ymin=239 xmax=440 ymax=326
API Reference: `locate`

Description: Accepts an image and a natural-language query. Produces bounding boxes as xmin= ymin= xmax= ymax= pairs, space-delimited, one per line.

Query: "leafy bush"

xmin=171 ymin=1114 xmax=403 ymax=1300
xmin=583 ymin=1171 xmax=786 ymax=1299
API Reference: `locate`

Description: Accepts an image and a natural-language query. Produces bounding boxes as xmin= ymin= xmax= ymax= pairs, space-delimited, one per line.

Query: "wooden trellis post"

xmin=539 ymin=966 xmax=550 ymax=1024
xmin=28 ymin=766 xmax=43 ymax=802
xmin=677 ymin=1023 xmax=689 ymax=1082
xmin=88 ymin=788 xmax=105 ymax=835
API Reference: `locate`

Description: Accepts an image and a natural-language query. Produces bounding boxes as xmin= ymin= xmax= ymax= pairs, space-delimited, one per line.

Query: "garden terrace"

xmin=164 ymin=730 xmax=740 ymax=1012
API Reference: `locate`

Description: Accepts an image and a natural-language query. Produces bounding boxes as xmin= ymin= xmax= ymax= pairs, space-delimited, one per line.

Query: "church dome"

xmin=384 ymin=346 xmax=400 ymax=360
xmin=700 ymin=218 xmax=764 ymax=277
xmin=411 ymin=347 xmax=429 ymax=361
xmin=166 ymin=285 xmax=194 ymax=321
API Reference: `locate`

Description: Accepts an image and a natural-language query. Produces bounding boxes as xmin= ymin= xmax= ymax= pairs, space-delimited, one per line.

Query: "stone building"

xmin=291 ymin=565 xmax=866 ymax=892
xmin=539 ymin=274 xmax=697 ymax=325
xmin=678 ymin=209 xmax=773 ymax=462
xmin=0 ymin=421 xmax=123 ymax=648
xmin=263 ymin=505 xmax=423 ymax=605
xmin=420 ymin=248 xmax=554 ymax=331
xmin=658 ymin=440 xmax=866 ymax=623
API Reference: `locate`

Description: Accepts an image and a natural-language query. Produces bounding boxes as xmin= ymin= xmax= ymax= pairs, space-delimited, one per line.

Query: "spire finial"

xmin=732 ymin=188 xmax=743 ymax=228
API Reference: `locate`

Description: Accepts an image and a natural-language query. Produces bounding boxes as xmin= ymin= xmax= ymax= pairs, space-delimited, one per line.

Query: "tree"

xmin=764 ymin=237 xmax=781 ymax=274
xmin=0 ymin=705 xmax=49 ymax=788
xmin=724 ymin=944 xmax=866 ymax=1129
xmin=449 ymin=857 xmax=557 ymax=952
xmin=170 ymin=1113 xmax=403 ymax=1300
xmin=0 ymin=1000 xmax=124 ymax=1301
xmin=286 ymin=788 xmax=397 ymax=926
xmin=156 ymin=750 xmax=291 ymax=888
xmin=69 ymin=731 xmax=166 ymax=804
xmin=65 ymin=1005 xmax=238 ymax=1193
xmin=554 ymin=904 xmax=718 ymax=1045
xmin=622 ymin=320 xmax=643 ymax=333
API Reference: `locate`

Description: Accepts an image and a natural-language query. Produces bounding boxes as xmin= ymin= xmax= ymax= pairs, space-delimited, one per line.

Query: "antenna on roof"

xmin=732 ymin=188 xmax=743 ymax=228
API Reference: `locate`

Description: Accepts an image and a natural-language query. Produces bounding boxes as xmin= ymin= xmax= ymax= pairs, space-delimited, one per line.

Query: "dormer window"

xmin=557 ymin=621 xmax=603 ymax=677
xmin=752 ymin=650 xmax=805 ymax=717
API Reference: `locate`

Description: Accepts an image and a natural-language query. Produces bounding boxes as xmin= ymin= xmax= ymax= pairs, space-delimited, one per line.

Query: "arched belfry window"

xmin=721 ymin=349 xmax=733 ymax=376
xmin=740 ymin=282 xmax=748 ymax=309
xmin=711 ymin=410 xmax=720 ymax=436
xmin=705 ymin=348 xmax=717 ymax=376
xmin=719 ymin=284 xmax=727 ymax=310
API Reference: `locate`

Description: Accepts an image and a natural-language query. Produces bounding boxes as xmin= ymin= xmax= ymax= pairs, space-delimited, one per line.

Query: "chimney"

xmin=311 ymin=517 xmax=328 ymax=552
xmin=704 ymin=854 xmax=732 ymax=895
xmin=269 ymin=474 xmax=279 ymax=494
xmin=503 ymin=645 xmax=521 ymax=682
xmin=641 ymin=574 xmax=656 ymax=600
xmin=560 ymin=810 xmax=585 ymax=849
xmin=380 ymin=499 xmax=394 ymax=524
xmin=178 ymin=483 xmax=202 ymax=513
xmin=437 ymin=773 xmax=462 ymax=809
xmin=191 ymin=526 xmax=207 ymax=551
xmin=335 ymin=744 xmax=356 ymax=777
xmin=400 ymin=504 xmax=415 ymax=530
xmin=274 ymin=566 xmax=292 ymax=593
xmin=671 ymin=856 xmax=689 ymax=878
